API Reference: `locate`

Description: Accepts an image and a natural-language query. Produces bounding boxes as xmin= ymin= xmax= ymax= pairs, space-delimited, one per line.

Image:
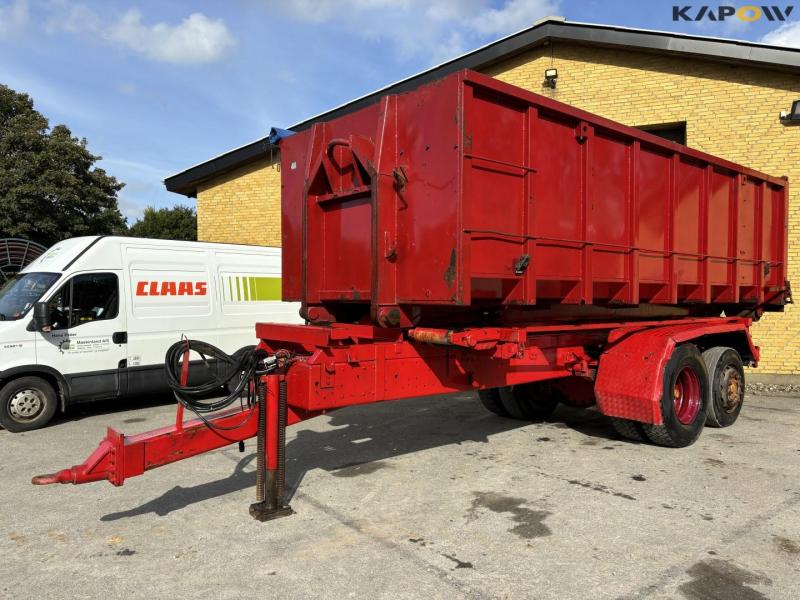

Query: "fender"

xmin=0 ymin=365 xmax=70 ymax=412
xmin=595 ymin=319 xmax=755 ymax=424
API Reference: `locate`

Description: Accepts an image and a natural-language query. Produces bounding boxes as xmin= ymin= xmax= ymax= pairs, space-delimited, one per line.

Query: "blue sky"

xmin=1 ymin=0 xmax=798 ymax=223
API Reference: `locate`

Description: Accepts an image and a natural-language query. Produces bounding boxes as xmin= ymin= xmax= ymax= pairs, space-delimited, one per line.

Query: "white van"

xmin=0 ymin=236 xmax=302 ymax=432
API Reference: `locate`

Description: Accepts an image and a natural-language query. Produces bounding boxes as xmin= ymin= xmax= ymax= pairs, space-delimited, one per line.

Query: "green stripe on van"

xmin=224 ymin=275 xmax=282 ymax=302
xmin=250 ymin=276 xmax=281 ymax=301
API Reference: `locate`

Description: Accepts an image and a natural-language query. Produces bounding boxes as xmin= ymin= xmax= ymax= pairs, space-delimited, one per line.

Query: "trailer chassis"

xmin=33 ymin=316 xmax=756 ymax=522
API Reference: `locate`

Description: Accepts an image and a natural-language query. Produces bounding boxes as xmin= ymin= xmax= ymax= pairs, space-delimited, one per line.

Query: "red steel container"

xmin=279 ymin=70 xmax=789 ymax=327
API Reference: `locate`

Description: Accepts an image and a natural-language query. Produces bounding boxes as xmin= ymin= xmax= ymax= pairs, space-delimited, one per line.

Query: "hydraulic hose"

xmin=164 ymin=339 xmax=275 ymax=414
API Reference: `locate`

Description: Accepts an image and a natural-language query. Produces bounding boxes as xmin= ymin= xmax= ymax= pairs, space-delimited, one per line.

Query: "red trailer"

xmin=35 ymin=71 xmax=791 ymax=522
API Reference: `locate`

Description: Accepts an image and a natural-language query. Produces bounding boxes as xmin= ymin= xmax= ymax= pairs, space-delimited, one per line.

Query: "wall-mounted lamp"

xmin=779 ymin=99 xmax=800 ymax=122
xmin=543 ymin=68 xmax=558 ymax=89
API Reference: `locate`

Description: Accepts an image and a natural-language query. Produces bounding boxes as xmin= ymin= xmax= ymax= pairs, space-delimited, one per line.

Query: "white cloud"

xmin=47 ymin=6 xmax=236 ymax=65
xmin=431 ymin=30 xmax=466 ymax=64
xmin=118 ymin=195 xmax=148 ymax=224
xmin=101 ymin=157 xmax=172 ymax=179
xmin=761 ymin=21 xmax=800 ymax=48
xmin=266 ymin=0 xmax=559 ymax=63
xmin=0 ymin=0 xmax=28 ymax=39
xmin=467 ymin=0 xmax=558 ymax=36
xmin=107 ymin=10 xmax=236 ymax=64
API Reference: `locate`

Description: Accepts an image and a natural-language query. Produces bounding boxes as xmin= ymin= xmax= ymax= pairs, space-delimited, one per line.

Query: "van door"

xmin=35 ymin=271 xmax=127 ymax=401
xmin=124 ymin=250 xmax=215 ymax=395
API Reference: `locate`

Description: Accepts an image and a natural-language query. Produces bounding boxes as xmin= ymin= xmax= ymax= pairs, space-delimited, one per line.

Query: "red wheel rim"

xmin=673 ymin=366 xmax=701 ymax=425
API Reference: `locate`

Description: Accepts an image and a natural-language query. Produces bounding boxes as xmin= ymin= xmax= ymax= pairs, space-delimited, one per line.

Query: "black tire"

xmin=0 ymin=376 xmax=58 ymax=433
xmin=702 ymin=347 xmax=745 ymax=428
xmin=610 ymin=418 xmax=647 ymax=442
xmin=477 ymin=388 xmax=511 ymax=417
xmin=498 ymin=382 xmax=559 ymax=421
xmin=642 ymin=344 xmax=709 ymax=448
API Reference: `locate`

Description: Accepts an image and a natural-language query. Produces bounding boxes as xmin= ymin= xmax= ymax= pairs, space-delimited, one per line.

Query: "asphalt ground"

xmin=1 ymin=389 xmax=799 ymax=599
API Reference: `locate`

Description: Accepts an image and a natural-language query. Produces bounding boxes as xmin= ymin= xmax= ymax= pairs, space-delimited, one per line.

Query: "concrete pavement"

xmin=1 ymin=390 xmax=798 ymax=599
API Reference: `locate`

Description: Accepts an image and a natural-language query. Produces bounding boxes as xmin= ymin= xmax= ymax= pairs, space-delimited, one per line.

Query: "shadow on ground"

xmin=49 ymin=392 xmax=176 ymax=427
xmin=100 ymin=394 xmax=621 ymax=521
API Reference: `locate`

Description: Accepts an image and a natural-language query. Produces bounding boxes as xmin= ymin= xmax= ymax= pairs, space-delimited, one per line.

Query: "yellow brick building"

xmin=166 ymin=19 xmax=800 ymax=377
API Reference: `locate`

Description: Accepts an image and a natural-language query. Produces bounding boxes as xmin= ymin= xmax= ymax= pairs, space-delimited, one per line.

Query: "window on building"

xmin=636 ymin=122 xmax=687 ymax=145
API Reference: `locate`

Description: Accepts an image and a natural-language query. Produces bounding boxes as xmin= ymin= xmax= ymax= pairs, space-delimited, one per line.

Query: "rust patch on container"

xmin=443 ymin=248 xmax=457 ymax=287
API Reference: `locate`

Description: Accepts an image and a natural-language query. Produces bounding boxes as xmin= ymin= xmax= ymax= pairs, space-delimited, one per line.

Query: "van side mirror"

xmin=32 ymin=302 xmax=51 ymax=331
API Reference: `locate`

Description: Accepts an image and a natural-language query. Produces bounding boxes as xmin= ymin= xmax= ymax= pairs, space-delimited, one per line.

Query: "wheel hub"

xmin=720 ymin=367 xmax=742 ymax=413
xmin=673 ymin=367 xmax=701 ymax=425
xmin=9 ymin=389 xmax=44 ymax=421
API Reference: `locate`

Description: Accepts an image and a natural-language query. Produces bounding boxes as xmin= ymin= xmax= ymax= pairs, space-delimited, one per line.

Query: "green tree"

xmin=128 ymin=205 xmax=197 ymax=241
xmin=0 ymin=84 xmax=126 ymax=246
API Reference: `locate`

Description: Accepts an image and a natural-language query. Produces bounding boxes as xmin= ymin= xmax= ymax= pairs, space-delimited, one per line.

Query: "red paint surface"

xmin=280 ymin=70 xmax=789 ymax=324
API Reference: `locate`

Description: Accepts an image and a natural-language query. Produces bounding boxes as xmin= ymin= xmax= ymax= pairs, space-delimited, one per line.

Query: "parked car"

xmin=0 ymin=236 xmax=302 ymax=431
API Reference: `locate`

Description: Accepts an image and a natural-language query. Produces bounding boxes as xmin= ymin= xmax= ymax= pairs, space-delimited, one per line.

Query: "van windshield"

xmin=0 ymin=272 xmax=60 ymax=321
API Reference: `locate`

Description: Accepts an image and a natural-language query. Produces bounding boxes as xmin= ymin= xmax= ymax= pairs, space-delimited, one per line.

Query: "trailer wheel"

xmin=702 ymin=347 xmax=745 ymax=428
xmin=0 ymin=376 xmax=58 ymax=433
xmin=498 ymin=383 xmax=559 ymax=421
xmin=642 ymin=344 xmax=708 ymax=448
xmin=610 ymin=418 xmax=647 ymax=442
xmin=477 ymin=388 xmax=511 ymax=417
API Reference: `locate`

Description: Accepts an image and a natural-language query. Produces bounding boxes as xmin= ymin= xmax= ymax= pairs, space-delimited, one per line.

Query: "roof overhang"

xmin=165 ymin=18 xmax=800 ymax=197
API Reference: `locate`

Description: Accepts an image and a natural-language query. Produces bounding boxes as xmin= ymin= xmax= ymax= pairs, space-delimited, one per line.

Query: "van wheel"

xmin=702 ymin=347 xmax=745 ymax=428
xmin=642 ymin=344 xmax=708 ymax=448
xmin=0 ymin=377 xmax=58 ymax=433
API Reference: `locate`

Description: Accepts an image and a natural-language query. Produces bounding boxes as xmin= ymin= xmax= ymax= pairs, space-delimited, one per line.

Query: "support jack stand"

xmin=251 ymin=374 xmax=294 ymax=522
xmin=250 ymin=502 xmax=294 ymax=522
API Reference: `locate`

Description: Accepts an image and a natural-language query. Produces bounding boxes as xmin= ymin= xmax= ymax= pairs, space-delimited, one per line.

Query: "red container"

xmin=279 ymin=70 xmax=789 ymax=327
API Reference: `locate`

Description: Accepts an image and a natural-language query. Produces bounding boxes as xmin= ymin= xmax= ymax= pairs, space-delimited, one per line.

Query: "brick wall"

xmin=196 ymin=155 xmax=281 ymax=247
xmin=195 ymin=41 xmax=800 ymax=373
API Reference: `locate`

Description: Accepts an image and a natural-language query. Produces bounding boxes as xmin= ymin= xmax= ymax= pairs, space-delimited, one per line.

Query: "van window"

xmin=47 ymin=273 xmax=119 ymax=329
xmin=0 ymin=272 xmax=60 ymax=320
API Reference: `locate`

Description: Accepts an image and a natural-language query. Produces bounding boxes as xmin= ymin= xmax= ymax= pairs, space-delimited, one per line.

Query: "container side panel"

xmin=467 ymin=165 xmax=525 ymax=278
xmin=762 ymin=184 xmax=774 ymax=287
xmin=321 ymin=197 xmax=372 ymax=296
xmin=738 ymin=179 xmax=758 ymax=287
xmin=764 ymin=184 xmax=786 ymax=288
xmin=675 ymin=159 xmax=704 ymax=284
xmin=463 ymin=85 xmax=527 ymax=299
xmin=589 ymin=131 xmax=629 ymax=284
xmin=396 ymin=76 xmax=460 ymax=302
xmin=279 ymin=132 xmax=309 ymax=301
xmin=637 ymin=146 xmax=670 ymax=285
xmin=466 ymin=86 xmax=525 ymax=165
xmin=532 ymin=110 xmax=582 ymax=281
xmin=303 ymin=105 xmax=381 ymax=303
xmin=707 ymin=170 xmax=734 ymax=286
